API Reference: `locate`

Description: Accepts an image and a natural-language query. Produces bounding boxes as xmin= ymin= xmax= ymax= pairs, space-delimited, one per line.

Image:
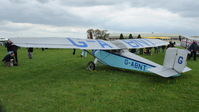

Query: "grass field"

xmin=0 ymin=46 xmax=199 ymax=112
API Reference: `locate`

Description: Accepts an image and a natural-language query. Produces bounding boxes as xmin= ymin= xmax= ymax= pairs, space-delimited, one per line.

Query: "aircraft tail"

xmin=148 ymin=48 xmax=191 ymax=77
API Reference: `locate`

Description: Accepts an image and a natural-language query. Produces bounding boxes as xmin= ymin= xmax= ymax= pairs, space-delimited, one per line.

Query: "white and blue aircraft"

xmin=10 ymin=37 xmax=191 ymax=78
xmin=0 ymin=37 xmax=8 ymax=46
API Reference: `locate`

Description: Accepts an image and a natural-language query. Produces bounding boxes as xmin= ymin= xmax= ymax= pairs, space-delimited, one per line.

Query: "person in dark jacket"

xmin=73 ymin=49 xmax=76 ymax=55
xmin=12 ymin=45 xmax=18 ymax=65
xmin=167 ymin=41 xmax=174 ymax=48
xmin=2 ymin=51 xmax=15 ymax=67
xmin=4 ymin=40 xmax=13 ymax=52
xmin=145 ymin=47 xmax=152 ymax=55
xmin=41 ymin=48 xmax=45 ymax=51
xmin=5 ymin=40 xmax=19 ymax=65
xmin=188 ymin=41 xmax=198 ymax=61
xmin=27 ymin=48 xmax=33 ymax=59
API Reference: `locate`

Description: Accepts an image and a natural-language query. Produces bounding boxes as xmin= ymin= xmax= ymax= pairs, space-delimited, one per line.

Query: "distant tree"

xmin=87 ymin=29 xmax=94 ymax=39
xmin=129 ymin=34 xmax=133 ymax=39
xmin=120 ymin=33 xmax=124 ymax=39
xmin=94 ymin=29 xmax=101 ymax=39
xmin=103 ymin=32 xmax=109 ymax=40
xmin=137 ymin=34 xmax=141 ymax=39
xmin=179 ymin=35 xmax=182 ymax=41
xmin=92 ymin=29 xmax=108 ymax=40
xmin=100 ymin=30 xmax=108 ymax=40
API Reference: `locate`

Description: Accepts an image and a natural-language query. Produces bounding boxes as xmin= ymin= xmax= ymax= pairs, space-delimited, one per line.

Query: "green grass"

xmin=0 ymin=46 xmax=199 ymax=112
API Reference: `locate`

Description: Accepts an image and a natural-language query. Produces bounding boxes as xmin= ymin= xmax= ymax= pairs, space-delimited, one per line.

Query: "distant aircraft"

xmin=181 ymin=37 xmax=199 ymax=48
xmin=0 ymin=38 xmax=8 ymax=46
xmin=10 ymin=37 xmax=191 ymax=78
xmin=0 ymin=38 xmax=8 ymax=42
xmin=144 ymin=36 xmax=171 ymax=40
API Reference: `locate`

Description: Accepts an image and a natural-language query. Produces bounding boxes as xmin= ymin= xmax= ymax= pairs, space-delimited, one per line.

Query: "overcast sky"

xmin=0 ymin=0 xmax=198 ymax=38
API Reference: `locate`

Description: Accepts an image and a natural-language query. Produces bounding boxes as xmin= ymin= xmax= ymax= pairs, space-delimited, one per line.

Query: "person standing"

xmin=28 ymin=48 xmax=33 ymax=59
xmin=73 ymin=49 xmax=76 ymax=55
xmin=161 ymin=45 xmax=166 ymax=52
xmin=4 ymin=40 xmax=13 ymax=52
xmin=154 ymin=47 xmax=158 ymax=54
xmin=188 ymin=41 xmax=198 ymax=61
xmin=167 ymin=41 xmax=174 ymax=48
xmin=12 ymin=44 xmax=18 ymax=65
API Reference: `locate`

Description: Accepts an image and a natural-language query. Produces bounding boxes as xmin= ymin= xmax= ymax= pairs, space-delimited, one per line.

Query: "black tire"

xmin=87 ymin=61 xmax=95 ymax=71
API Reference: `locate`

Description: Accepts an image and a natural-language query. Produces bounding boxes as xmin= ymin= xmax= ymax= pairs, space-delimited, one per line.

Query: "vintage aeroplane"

xmin=181 ymin=37 xmax=199 ymax=48
xmin=0 ymin=38 xmax=8 ymax=42
xmin=0 ymin=37 xmax=8 ymax=46
xmin=9 ymin=37 xmax=191 ymax=78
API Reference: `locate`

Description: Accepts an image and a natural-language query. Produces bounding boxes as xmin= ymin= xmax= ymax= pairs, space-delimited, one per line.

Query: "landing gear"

xmin=87 ymin=61 xmax=95 ymax=71
xmin=87 ymin=58 xmax=98 ymax=71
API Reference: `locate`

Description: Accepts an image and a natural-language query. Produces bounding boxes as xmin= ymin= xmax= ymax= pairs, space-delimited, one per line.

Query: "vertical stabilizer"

xmin=163 ymin=48 xmax=178 ymax=68
xmin=148 ymin=48 xmax=191 ymax=77
xmin=164 ymin=48 xmax=189 ymax=73
xmin=173 ymin=49 xmax=188 ymax=73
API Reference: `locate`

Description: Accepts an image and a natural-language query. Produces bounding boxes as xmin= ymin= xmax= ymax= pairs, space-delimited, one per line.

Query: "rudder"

xmin=164 ymin=48 xmax=189 ymax=73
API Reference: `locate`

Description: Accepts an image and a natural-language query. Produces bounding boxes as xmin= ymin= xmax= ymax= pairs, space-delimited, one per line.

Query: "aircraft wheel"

xmin=87 ymin=61 xmax=95 ymax=71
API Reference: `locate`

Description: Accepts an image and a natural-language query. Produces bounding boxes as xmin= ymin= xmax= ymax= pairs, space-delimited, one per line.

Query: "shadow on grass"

xmin=92 ymin=65 xmax=187 ymax=84
xmin=0 ymin=103 xmax=6 ymax=112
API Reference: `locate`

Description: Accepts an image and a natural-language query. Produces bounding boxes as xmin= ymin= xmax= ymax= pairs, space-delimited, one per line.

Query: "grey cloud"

xmin=9 ymin=0 xmax=27 ymax=4
xmin=7 ymin=0 xmax=199 ymax=18
xmin=0 ymin=21 xmax=31 ymax=32
xmin=129 ymin=0 xmax=199 ymax=18
xmin=0 ymin=0 xmax=198 ymax=36
xmin=57 ymin=0 xmax=122 ymax=6
xmin=0 ymin=0 xmax=94 ymax=27
xmin=128 ymin=0 xmax=199 ymax=18
xmin=56 ymin=0 xmax=199 ymax=18
xmin=3 ymin=0 xmax=198 ymax=27
xmin=36 ymin=0 xmax=51 ymax=4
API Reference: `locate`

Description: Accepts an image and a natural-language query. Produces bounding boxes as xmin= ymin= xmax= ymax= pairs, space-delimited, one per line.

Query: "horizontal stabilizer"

xmin=182 ymin=67 xmax=192 ymax=73
xmin=148 ymin=66 xmax=179 ymax=77
xmin=148 ymin=66 xmax=191 ymax=77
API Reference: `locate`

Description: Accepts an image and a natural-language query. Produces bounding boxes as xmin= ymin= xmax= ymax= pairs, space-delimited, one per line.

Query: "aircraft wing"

xmin=10 ymin=37 xmax=168 ymax=50
xmin=9 ymin=37 xmax=120 ymax=50
xmin=111 ymin=39 xmax=168 ymax=49
xmin=0 ymin=38 xmax=8 ymax=42
xmin=184 ymin=37 xmax=199 ymax=41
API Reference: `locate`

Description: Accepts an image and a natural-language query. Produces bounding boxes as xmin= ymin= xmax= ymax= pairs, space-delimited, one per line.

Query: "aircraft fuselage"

xmin=93 ymin=50 xmax=160 ymax=72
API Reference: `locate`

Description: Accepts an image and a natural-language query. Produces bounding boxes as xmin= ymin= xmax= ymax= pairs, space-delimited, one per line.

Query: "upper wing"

xmin=184 ymin=37 xmax=199 ymax=41
xmin=9 ymin=37 xmax=119 ymax=50
xmin=0 ymin=38 xmax=8 ymax=42
xmin=111 ymin=39 xmax=168 ymax=49
xmin=9 ymin=37 xmax=168 ymax=50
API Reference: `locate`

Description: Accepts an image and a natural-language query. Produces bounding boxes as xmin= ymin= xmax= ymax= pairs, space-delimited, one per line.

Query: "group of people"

xmin=140 ymin=40 xmax=199 ymax=61
xmin=130 ymin=35 xmax=175 ymax=55
xmin=133 ymin=41 xmax=175 ymax=56
xmin=1 ymin=40 xmax=34 ymax=67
